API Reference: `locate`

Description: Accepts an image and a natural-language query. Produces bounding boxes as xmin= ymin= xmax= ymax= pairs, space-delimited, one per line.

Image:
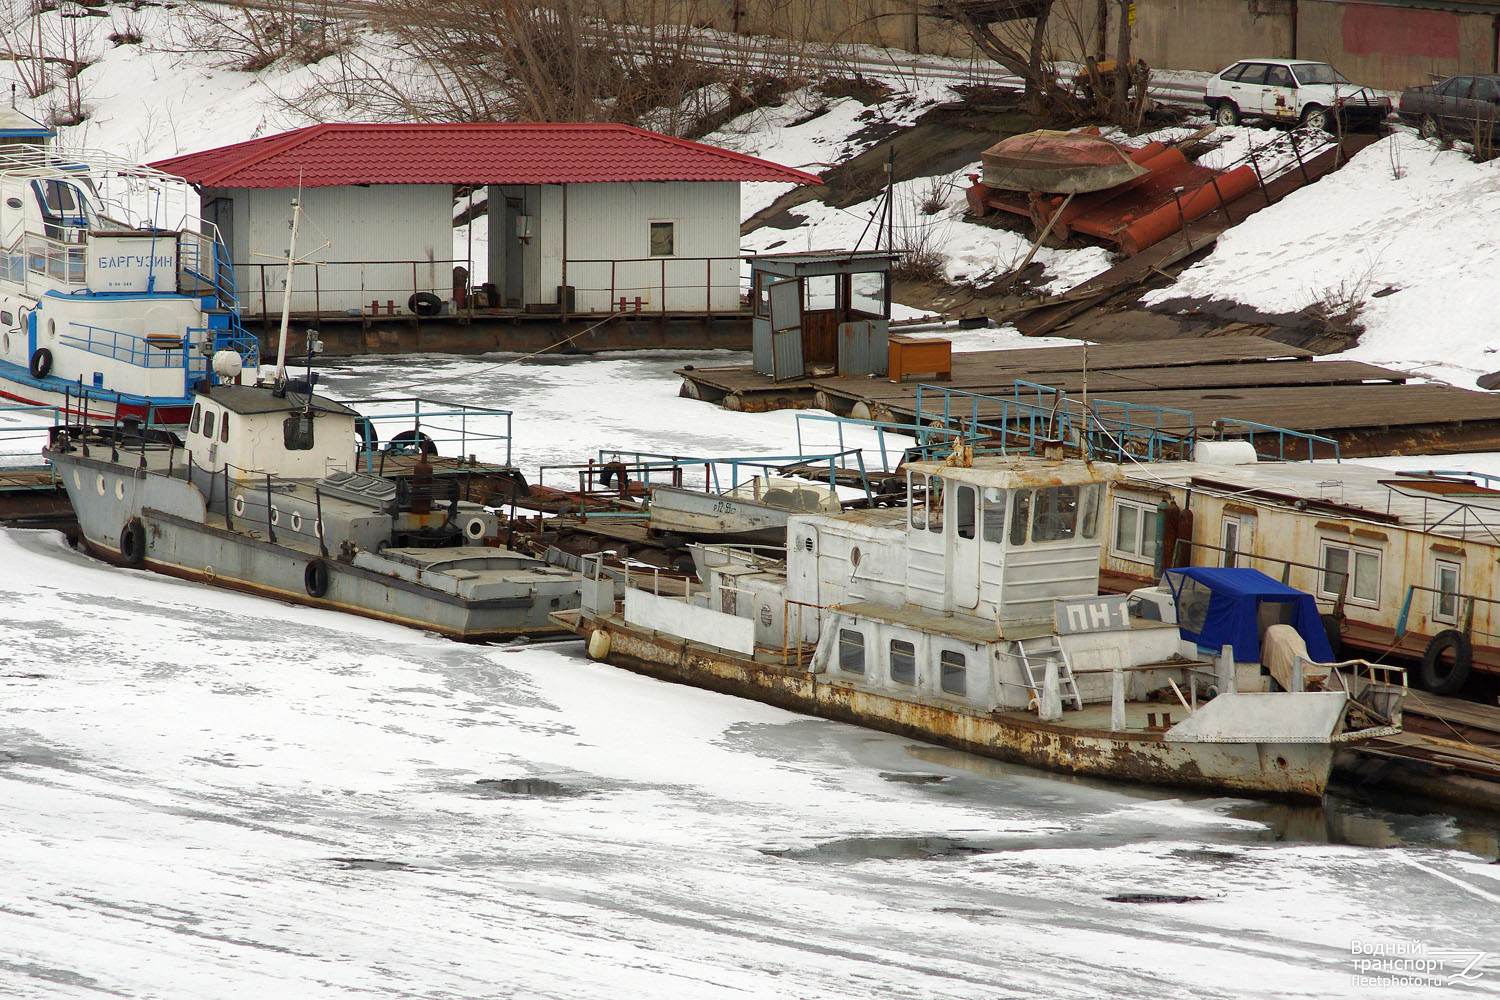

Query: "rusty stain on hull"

xmin=568 ymin=612 xmax=1332 ymax=800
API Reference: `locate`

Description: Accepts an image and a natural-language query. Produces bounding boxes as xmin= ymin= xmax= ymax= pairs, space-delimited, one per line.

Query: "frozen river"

xmin=3 ymin=351 xmax=1499 ymax=999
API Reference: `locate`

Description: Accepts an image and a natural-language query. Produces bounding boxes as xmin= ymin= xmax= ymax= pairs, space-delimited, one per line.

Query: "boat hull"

xmin=0 ymin=363 xmax=193 ymax=425
xmin=562 ymin=610 xmax=1337 ymax=800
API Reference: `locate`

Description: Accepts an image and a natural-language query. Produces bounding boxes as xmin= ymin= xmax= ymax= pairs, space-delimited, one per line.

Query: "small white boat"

xmin=648 ymin=476 xmax=841 ymax=546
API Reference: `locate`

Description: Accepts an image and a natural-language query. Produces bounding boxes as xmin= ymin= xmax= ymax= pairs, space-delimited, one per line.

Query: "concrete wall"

xmin=1298 ymin=1 xmax=1498 ymax=91
xmin=1132 ymin=0 xmax=1294 ymax=75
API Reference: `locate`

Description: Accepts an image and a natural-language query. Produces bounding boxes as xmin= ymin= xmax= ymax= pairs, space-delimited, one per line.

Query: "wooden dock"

xmin=678 ymin=336 xmax=1500 ymax=459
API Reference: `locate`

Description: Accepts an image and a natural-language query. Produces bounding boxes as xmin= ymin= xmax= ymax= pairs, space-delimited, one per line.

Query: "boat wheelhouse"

xmin=0 ymin=147 xmax=257 ymax=424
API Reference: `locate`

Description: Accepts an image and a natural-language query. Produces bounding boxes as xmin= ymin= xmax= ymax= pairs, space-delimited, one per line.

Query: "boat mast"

xmin=272 ymin=194 xmax=303 ymax=390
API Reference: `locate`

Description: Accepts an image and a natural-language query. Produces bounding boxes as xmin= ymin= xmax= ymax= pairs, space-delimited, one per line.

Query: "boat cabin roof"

xmin=905 ymin=455 xmax=1122 ymax=489
xmin=197 ymin=383 xmax=358 ymax=418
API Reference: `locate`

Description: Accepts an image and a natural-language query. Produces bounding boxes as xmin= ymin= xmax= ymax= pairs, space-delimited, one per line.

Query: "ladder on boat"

xmin=1015 ymin=635 xmax=1083 ymax=711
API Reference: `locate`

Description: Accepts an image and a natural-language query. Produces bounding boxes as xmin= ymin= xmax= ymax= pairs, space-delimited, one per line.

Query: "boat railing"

xmin=0 ymin=402 xmax=64 ymax=478
xmin=792 ymin=411 xmax=979 ymax=473
xmin=1395 ymin=584 xmax=1500 ymax=650
xmin=778 ymin=598 xmax=825 ymax=667
xmin=16 ymin=232 xmax=87 ymax=286
xmin=553 ymin=447 xmax=875 ymax=503
xmin=344 ymin=396 xmax=514 ymax=473
xmin=59 ymin=322 xmax=190 ymax=368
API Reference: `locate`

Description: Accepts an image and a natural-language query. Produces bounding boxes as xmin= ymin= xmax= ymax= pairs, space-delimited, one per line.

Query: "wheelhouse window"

xmin=1112 ymin=498 xmax=1161 ymax=564
xmin=889 ymin=639 xmax=915 ymax=686
xmin=981 ymin=487 xmax=1007 ymax=543
xmin=648 ymin=220 xmax=675 ymax=257
xmin=189 ymin=403 xmax=201 ymax=435
xmin=283 ymin=413 xmax=315 ymax=451
xmin=1031 ymin=485 xmax=1079 ymax=542
xmin=939 ymin=650 xmax=966 ymax=696
xmin=1010 ymin=489 xmax=1031 ymax=546
xmin=1434 ymin=559 xmax=1461 ymax=624
xmin=1319 ymin=540 xmax=1380 ymax=607
xmin=839 ymin=629 xmax=865 ymax=674
xmin=956 ymin=484 xmax=975 ymax=540
xmin=219 ymin=413 xmax=230 ymax=443
xmin=201 ymin=410 xmax=216 ymax=439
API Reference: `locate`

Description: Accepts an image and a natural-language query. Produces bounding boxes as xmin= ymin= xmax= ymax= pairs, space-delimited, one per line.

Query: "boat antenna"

xmin=251 ymin=172 xmax=328 ymax=395
xmin=1081 ymin=341 xmax=1090 ymax=460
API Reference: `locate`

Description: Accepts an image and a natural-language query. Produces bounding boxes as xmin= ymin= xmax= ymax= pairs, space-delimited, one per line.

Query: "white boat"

xmin=648 ymin=476 xmax=841 ymax=545
xmin=559 ymin=454 xmax=1406 ymax=800
xmin=0 ymin=147 xmax=257 ymax=424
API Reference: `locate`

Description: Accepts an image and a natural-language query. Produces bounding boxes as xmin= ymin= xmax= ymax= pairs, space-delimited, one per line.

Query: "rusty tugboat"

xmin=555 ymin=451 xmax=1406 ymax=800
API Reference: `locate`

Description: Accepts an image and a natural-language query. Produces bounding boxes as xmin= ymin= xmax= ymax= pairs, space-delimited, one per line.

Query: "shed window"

xmin=839 ymin=629 xmax=865 ymax=674
xmin=940 ymin=650 xmax=966 ymax=695
xmin=849 ymin=271 xmax=887 ymax=318
xmin=1112 ymin=498 xmax=1161 ymax=564
xmin=283 ymin=413 xmax=315 ymax=451
xmin=648 ymin=220 xmax=675 ymax=257
xmin=201 ymin=410 xmax=216 ymax=439
xmin=889 ymin=639 xmax=915 ymax=686
xmin=804 ymin=274 xmax=836 ymax=311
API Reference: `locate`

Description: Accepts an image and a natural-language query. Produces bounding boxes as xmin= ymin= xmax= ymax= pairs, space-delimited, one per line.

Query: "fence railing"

xmin=342 ymin=396 xmax=514 ymax=473
xmin=236 ymin=255 xmax=745 ymax=318
xmin=536 ymin=447 xmax=874 ymax=504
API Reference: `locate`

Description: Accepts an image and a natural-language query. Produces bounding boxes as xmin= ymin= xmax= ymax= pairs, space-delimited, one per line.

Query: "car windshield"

xmin=1292 ymin=63 xmax=1349 ymax=85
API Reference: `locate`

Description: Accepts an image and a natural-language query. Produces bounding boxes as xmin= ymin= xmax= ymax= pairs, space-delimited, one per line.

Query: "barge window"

xmin=201 ymin=410 xmax=216 ymax=439
xmin=1111 ymin=498 xmax=1161 ymax=564
xmin=1221 ymin=516 xmax=1240 ymax=568
xmin=956 ymin=484 xmax=975 ymax=540
xmin=940 ymin=650 xmax=966 ymax=695
xmin=1079 ymin=484 xmax=1100 ymax=539
xmin=889 ymin=639 xmax=915 ymax=686
xmin=926 ymin=476 xmax=943 ymax=532
xmin=839 ymin=629 xmax=865 ymax=674
xmin=982 ymin=487 xmax=1006 ymax=542
xmin=189 ymin=403 xmax=201 ymax=435
xmin=1434 ymin=560 xmax=1461 ymax=624
xmin=1318 ymin=541 xmax=1380 ymax=607
xmin=1010 ymin=489 xmax=1031 ymax=546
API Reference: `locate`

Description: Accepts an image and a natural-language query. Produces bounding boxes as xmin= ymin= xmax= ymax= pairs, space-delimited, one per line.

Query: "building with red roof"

xmin=150 ymin=122 xmax=821 ymax=318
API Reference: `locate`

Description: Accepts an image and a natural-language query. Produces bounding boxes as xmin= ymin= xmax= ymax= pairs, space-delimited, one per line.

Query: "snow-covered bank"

xmin=1146 ymin=132 xmax=1500 ymax=388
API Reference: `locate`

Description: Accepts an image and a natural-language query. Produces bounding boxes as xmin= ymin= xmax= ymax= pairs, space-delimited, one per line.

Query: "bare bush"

xmin=168 ymin=1 xmax=352 ymax=72
xmin=0 ymin=2 xmax=99 ymax=126
xmin=1305 ymin=276 xmax=1371 ymax=338
xmin=888 ymin=185 xmax=951 ymax=282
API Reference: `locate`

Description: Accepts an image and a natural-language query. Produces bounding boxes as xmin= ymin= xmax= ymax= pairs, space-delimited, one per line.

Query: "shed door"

xmin=768 ymin=277 xmax=804 ymax=381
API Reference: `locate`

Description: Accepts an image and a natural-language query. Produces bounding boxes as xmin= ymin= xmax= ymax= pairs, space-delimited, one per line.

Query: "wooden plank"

xmin=1406 ymin=690 xmax=1500 ymax=736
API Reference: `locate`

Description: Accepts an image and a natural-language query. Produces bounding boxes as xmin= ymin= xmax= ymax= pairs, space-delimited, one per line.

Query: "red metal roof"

xmin=149 ymin=123 xmax=822 ymax=189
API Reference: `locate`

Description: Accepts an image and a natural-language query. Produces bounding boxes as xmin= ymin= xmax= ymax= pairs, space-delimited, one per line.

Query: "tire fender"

xmin=1419 ymin=629 xmax=1472 ymax=695
xmin=304 ymin=558 xmax=331 ymax=598
xmin=29 ymin=347 xmax=52 ymax=379
xmin=120 ymin=517 xmax=146 ymax=567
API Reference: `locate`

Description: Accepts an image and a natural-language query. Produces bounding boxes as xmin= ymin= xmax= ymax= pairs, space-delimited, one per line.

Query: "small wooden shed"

xmin=749 ymin=250 xmax=896 ymax=381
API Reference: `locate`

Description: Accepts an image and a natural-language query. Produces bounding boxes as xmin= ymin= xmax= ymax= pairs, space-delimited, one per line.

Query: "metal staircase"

xmin=203 ymin=232 xmax=260 ymax=372
xmin=1015 ymin=635 xmax=1083 ymax=711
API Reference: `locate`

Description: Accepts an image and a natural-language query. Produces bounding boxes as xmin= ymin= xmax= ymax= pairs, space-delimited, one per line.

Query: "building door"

xmin=952 ymin=483 xmax=980 ymax=609
xmin=768 ymin=277 xmax=804 ymax=381
xmin=503 ymin=197 xmax=524 ymax=307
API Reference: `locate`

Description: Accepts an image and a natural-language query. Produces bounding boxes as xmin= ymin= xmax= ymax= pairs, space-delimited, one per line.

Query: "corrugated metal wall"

xmin=233 ymin=185 xmax=450 ymax=316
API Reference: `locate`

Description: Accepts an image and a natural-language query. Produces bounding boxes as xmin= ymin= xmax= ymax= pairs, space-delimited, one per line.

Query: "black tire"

xmin=1214 ymin=101 xmax=1240 ymax=127
xmin=408 ymin=292 xmax=443 ymax=317
xmin=29 ymin=347 xmax=51 ymax=379
xmin=304 ymin=558 xmax=330 ymax=598
xmin=355 ymin=416 xmax=379 ymax=451
xmin=1419 ymin=114 xmax=1442 ymax=140
xmin=1300 ymin=104 xmax=1334 ymax=132
xmin=120 ymin=518 xmax=145 ymax=567
xmin=1419 ymin=629 xmax=1472 ymax=695
xmin=388 ymin=429 xmax=437 ymax=457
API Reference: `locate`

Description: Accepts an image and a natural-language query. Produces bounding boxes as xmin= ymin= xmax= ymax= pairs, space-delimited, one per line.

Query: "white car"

xmin=1203 ymin=59 xmax=1390 ymax=132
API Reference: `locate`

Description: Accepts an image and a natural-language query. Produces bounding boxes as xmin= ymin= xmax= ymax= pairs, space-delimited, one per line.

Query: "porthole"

xmin=114 ymin=479 xmax=125 ymax=500
xmin=270 ymin=506 xmax=279 ymax=526
xmin=2 ymin=332 xmax=8 ymax=354
xmin=850 ymin=545 xmax=862 ymax=566
xmin=465 ymin=516 xmax=486 ymax=538
xmin=46 ymin=318 xmax=55 ymax=342
xmin=759 ymin=605 xmax=773 ymax=627
xmin=95 ymin=473 xmax=105 ymax=496
xmin=291 ymin=511 xmax=303 ymax=532
xmin=233 ymin=494 xmax=245 ymax=517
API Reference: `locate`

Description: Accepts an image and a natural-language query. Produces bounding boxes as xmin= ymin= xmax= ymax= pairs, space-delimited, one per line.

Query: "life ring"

xmin=1419 ymin=629 xmax=1472 ymax=695
xmin=29 ymin=347 xmax=52 ymax=379
xmin=408 ymin=291 xmax=443 ymax=317
xmin=304 ymin=559 xmax=330 ymax=598
xmin=120 ymin=518 xmax=146 ymax=566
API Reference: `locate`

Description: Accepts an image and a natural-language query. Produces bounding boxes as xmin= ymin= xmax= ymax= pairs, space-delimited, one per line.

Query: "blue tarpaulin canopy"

xmin=1165 ymin=567 xmax=1333 ymax=663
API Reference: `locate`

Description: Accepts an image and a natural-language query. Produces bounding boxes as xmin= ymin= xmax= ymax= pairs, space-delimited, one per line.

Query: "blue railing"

xmin=59 ymin=323 xmax=189 ymax=369
xmin=344 ymin=396 xmax=514 ymax=472
xmin=0 ymin=402 xmax=62 ymax=477
xmin=793 ymin=411 xmax=981 ymax=471
xmin=539 ymin=447 xmax=875 ymax=502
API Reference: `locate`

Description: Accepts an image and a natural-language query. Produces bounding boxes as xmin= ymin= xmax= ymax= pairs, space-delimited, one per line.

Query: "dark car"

xmin=1398 ymin=74 xmax=1500 ymax=139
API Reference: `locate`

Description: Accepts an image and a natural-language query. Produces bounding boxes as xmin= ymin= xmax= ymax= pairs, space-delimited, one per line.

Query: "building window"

xmin=839 ymin=629 xmax=865 ymax=674
xmin=1112 ymin=498 xmax=1161 ymax=564
xmin=889 ymin=639 xmax=915 ymax=686
xmin=940 ymin=650 xmax=966 ymax=695
xmin=1319 ymin=540 xmax=1380 ymax=607
xmin=1434 ymin=559 xmax=1461 ymax=624
xmin=648 ymin=220 xmax=675 ymax=257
